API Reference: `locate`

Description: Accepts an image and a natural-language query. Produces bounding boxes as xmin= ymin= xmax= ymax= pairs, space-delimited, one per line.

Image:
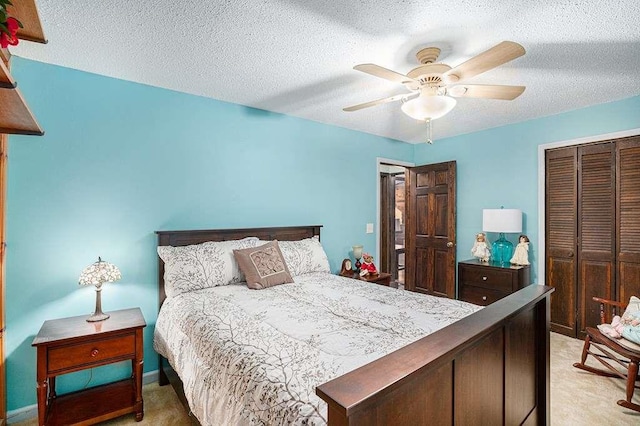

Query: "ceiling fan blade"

xmin=444 ymin=41 xmax=525 ymax=82
xmin=353 ymin=64 xmax=418 ymax=85
xmin=343 ymin=93 xmax=416 ymax=112
xmin=448 ymin=84 xmax=526 ymax=100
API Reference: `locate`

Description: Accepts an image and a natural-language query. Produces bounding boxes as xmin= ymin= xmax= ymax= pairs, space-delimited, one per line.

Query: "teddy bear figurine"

xmin=359 ymin=253 xmax=378 ymax=276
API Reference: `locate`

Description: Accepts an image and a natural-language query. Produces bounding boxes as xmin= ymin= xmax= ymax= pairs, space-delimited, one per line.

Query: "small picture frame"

xmin=339 ymin=258 xmax=353 ymax=276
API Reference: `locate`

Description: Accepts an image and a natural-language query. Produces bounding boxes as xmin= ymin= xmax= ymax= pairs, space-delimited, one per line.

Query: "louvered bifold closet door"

xmin=617 ymin=137 xmax=640 ymax=302
xmin=546 ymin=147 xmax=578 ymax=336
xmin=577 ymin=143 xmax=615 ymax=337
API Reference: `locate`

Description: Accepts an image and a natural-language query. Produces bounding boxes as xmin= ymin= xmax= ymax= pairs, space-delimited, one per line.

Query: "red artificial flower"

xmin=6 ymin=17 xmax=20 ymax=34
xmin=0 ymin=32 xmax=18 ymax=48
xmin=1 ymin=13 xmax=22 ymax=48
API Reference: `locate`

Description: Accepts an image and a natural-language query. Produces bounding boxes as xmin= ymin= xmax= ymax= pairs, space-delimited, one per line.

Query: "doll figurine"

xmin=510 ymin=235 xmax=530 ymax=265
xmin=602 ymin=311 xmax=640 ymax=345
xmin=471 ymin=233 xmax=491 ymax=263
xmin=359 ymin=253 xmax=377 ymax=276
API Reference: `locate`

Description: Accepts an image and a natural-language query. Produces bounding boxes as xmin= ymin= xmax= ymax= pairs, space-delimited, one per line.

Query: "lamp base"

xmin=491 ymin=233 xmax=513 ymax=265
xmin=86 ymin=312 xmax=110 ymax=322
xmin=86 ymin=286 xmax=110 ymax=322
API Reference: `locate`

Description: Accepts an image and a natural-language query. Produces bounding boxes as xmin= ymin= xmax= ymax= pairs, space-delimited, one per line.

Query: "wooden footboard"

xmin=316 ymin=284 xmax=553 ymax=426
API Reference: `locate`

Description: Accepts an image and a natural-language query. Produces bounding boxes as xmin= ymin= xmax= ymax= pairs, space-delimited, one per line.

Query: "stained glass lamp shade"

xmin=482 ymin=209 xmax=522 ymax=265
xmin=78 ymin=257 xmax=121 ymax=322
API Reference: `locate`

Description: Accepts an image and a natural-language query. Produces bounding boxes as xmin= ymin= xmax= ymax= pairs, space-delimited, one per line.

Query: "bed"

xmin=155 ymin=225 xmax=553 ymax=425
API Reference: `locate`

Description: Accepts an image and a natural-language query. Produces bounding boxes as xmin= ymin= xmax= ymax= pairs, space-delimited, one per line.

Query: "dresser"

xmin=458 ymin=259 xmax=531 ymax=305
xmin=32 ymin=308 xmax=146 ymax=425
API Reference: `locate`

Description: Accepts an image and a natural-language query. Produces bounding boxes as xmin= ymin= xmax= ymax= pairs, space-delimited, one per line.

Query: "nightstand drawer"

xmin=48 ymin=333 xmax=135 ymax=373
xmin=459 ymin=267 xmax=513 ymax=292
xmin=459 ymin=285 xmax=508 ymax=306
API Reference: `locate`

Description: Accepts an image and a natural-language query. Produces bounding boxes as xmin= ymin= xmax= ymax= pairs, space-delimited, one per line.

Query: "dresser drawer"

xmin=459 ymin=266 xmax=513 ymax=292
xmin=48 ymin=333 xmax=136 ymax=373
xmin=459 ymin=285 xmax=509 ymax=306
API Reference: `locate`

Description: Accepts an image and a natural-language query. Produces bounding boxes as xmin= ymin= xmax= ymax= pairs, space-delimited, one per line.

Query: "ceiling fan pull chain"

xmin=425 ymin=118 xmax=433 ymax=144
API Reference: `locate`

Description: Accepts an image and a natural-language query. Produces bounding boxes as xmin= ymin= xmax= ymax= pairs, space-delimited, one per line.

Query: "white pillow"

xmin=158 ymin=237 xmax=258 ymax=297
xmin=276 ymin=236 xmax=331 ymax=277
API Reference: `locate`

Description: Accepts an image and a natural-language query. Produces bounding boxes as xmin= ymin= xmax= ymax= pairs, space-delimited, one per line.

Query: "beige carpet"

xmin=551 ymin=332 xmax=640 ymax=425
xmin=13 ymin=381 xmax=194 ymax=426
xmin=14 ymin=332 xmax=640 ymax=425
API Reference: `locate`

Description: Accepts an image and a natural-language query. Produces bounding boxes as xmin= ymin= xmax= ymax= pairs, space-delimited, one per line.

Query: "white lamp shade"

xmin=482 ymin=209 xmax=522 ymax=233
xmin=401 ymin=95 xmax=457 ymax=121
xmin=352 ymin=245 xmax=363 ymax=259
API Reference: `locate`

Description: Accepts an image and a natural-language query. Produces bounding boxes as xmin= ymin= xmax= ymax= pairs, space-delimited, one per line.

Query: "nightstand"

xmin=458 ymin=259 xmax=531 ymax=306
xmin=32 ymin=308 xmax=146 ymax=425
xmin=340 ymin=271 xmax=392 ymax=286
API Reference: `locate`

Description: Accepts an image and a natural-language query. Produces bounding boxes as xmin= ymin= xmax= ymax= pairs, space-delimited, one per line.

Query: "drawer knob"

xmin=482 ymin=296 xmax=487 ymax=301
xmin=90 ymin=348 xmax=99 ymax=357
xmin=482 ymin=276 xmax=487 ymax=281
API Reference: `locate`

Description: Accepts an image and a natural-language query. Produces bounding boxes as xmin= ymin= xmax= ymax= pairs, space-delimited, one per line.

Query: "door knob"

xmin=447 ymin=242 xmax=454 ymax=248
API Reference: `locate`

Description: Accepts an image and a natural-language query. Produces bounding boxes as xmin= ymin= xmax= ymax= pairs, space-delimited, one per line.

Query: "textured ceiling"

xmin=12 ymin=0 xmax=640 ymax=143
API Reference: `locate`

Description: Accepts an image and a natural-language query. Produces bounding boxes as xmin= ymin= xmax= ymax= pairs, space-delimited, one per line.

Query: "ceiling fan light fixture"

xmin=401 ymin=95 xmax=457 ymax=121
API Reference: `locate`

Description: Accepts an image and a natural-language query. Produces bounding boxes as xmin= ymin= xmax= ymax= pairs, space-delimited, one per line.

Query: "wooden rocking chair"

xmin=573 ymin=297 xmax=640 ymax=412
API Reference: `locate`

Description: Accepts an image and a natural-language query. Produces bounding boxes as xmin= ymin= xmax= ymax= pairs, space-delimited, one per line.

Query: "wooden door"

xmin=617 ymin=137 xmax=640 ymax=302
xmin=547 ymin=137 xmax=640 ymax=338
xmin=546 ymin=147 xmax=578 ymax=336
xmin=577 ymin=143 xmax=615 ymax=337
xmin=405 ymin=161 xmax=456 ymax=298
xmin=380 ymin=172 xmax=396 ymax=277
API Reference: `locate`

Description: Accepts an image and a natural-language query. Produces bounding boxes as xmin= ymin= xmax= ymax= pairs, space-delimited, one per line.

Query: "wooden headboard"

xmin=155 ymin=225 xmax=322 ymax=308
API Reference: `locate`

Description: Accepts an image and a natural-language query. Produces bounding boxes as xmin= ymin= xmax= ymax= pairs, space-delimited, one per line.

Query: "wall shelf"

xmin=0 ymin=60 xmax=16 ymax=89
xmin=0 ymin=0 xmax=46 ymax=135
xmin=0 ymin=87 xmax=44 ymax=135
xmin=7 ymin=0 xmax=47 ymax=44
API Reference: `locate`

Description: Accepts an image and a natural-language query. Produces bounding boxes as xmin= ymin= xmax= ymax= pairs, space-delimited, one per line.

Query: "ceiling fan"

xmin=344 ymin=41 xmax=526 ymax=143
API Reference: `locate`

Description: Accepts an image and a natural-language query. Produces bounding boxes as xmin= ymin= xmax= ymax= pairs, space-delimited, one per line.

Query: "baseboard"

xmin=6 ymin=403 xmax=36 ymax=425
xmin=142 ymin=370 xmax=160 ymax=385
xmin=6 ymin=370 xmax=160 ymax=424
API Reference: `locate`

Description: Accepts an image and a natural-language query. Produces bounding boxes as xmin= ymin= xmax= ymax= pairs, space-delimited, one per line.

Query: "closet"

xmin=546 ymin=136 xmax=640 ymax=338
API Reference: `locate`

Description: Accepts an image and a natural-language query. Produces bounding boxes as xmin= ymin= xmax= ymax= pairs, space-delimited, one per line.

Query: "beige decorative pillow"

xmin=233 ymin=240 xmax=294 ymax=290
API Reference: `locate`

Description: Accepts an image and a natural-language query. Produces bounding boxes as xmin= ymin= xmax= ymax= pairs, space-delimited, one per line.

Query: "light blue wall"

xmin=5 ymin=58 xmax=414 ymax=410
xmin=413 ymin=95 xmax=640 ymax=284
xmin=6 ymin=57 xmax=640 ymax=413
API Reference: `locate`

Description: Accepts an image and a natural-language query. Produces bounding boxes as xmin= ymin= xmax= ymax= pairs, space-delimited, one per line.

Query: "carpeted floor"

xmin=13 ymin=332 xmax=640 ymax=425
xmin=551 ymin=332 xmax=640 ymax=425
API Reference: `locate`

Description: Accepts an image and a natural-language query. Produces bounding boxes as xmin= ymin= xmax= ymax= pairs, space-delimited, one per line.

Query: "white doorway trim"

xmin=537 ymin=127 xmax=640 ymax=285
xmin=376 ymin=157 xmax=415 ymax=267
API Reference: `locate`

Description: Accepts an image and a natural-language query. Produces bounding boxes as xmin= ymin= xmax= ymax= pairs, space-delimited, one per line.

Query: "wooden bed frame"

xmin=156 ymin=225 xmax=554 ymax=425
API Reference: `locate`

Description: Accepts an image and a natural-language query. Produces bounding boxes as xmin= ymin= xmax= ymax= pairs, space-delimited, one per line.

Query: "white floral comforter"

xmin=154 ymin=272 xmax=481 ymax=425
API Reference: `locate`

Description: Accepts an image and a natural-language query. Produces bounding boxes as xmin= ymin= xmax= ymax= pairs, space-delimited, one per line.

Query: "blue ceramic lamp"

xmin=482 ymin=208 xmax=522 ymax=265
